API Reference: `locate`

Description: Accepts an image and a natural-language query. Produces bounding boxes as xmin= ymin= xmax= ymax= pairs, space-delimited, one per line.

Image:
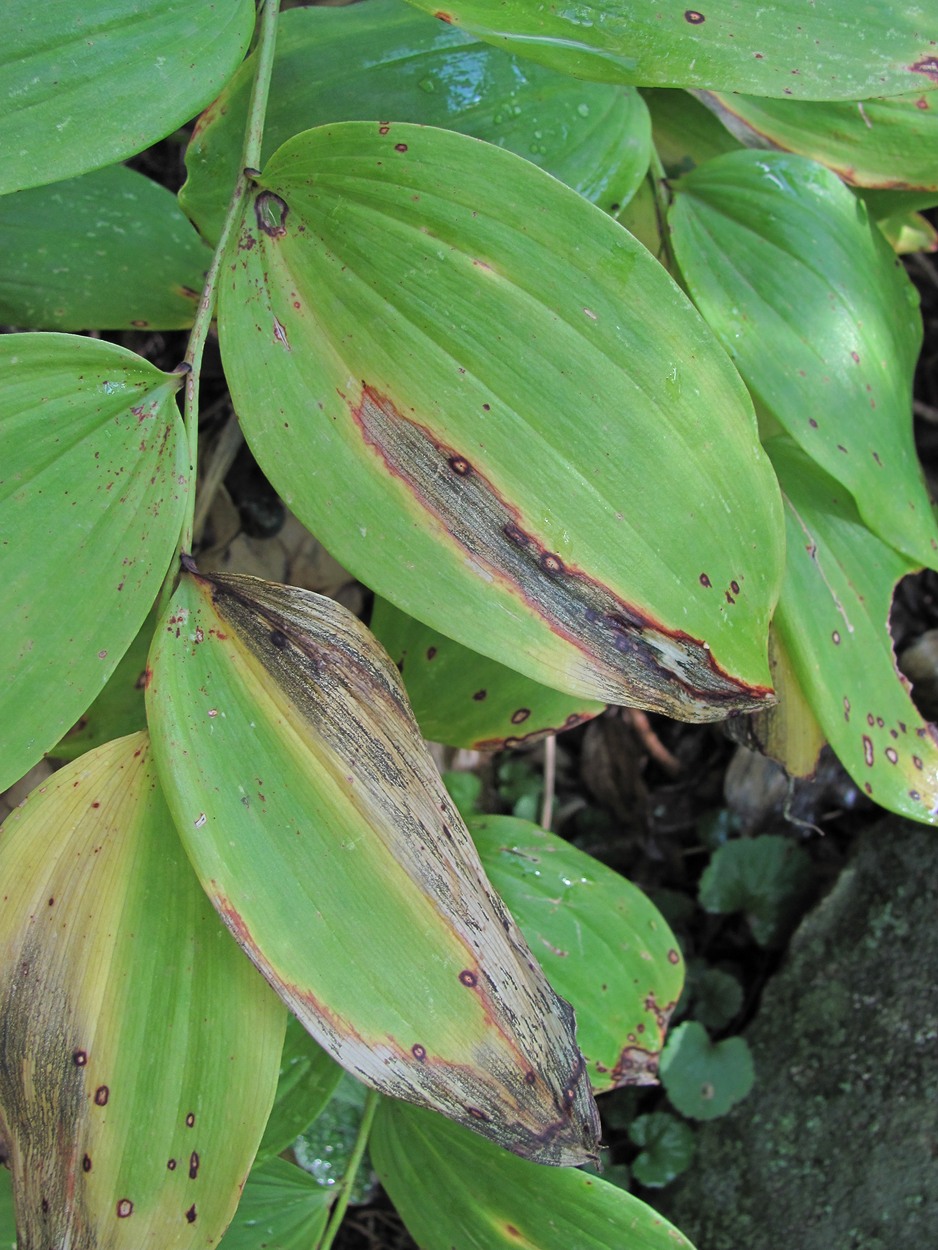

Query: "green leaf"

xmin=402 ymin=0 xmax=938 ymax=100
xmin=371 ymin=596 xmax=604 ymax=750
xmin=0 ymin=333 xmax=189 ymax=792
xmin=218 ymin=122 xmax=783 ymax=719
xmin=256 ymin=1017 xmax=344 ymax=1165
xmin=643 ymin=88 xmax=741 ymax=178
xmin=628 ymin=1112 xmax=695 ymax=1188
xmin=441 ymin=770 xmax=483 ymax=822
xmin=217 ymin=1158 xmax=332 ymax=1250
xmin=699 ymin=90 xmax=938 ymax=191
xmin=741 ymin=627 xmax=827 ymax=781
xmin=698 ymin=835 xmax=814 ymax=947
xmin=0 ymin=165 xmax=211 ymax=330
xmin=659 ymin=1022 xmax=754 ymax=1121
xmin=0 ymin=1170 xmax=14 ymax=1250
xmin=373 ymin=1098 xmax=695 ymax=1250
xmin=147 ymin=567 xmax=600 ymax=1165
xmin=293 ymin=1076 xmax=376 ymax=1204
xmin=687 ymin=967 xmax=743 ymax=1032
xmin=181 ymin=0 xmax=649 ymax=243
xmin=0 ymin=0 xmax=255 ymax=195
xmin=0 ymin=733 xmax=286 ymax=1247
xmin=470 ymin=815 xmax=685 ymax=1094
xmin=768 ymin=437 xmax=938 ymax=824
xmin=670 ymin=150 xmax=937 ymax=568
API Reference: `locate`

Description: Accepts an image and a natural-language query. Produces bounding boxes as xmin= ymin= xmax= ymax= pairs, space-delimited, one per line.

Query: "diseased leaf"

xmin=0 ymin=0 xmax=255 ymax=194
xmin=0 ymin=165 xmax=210 ymax=330
xmin=218 ymin=122 xmax=783 ymax=720
xmin=256 ymin=1018 xmax=344 ymax=1164
xmin=0 ymin=733 xmax=286 ymax=1248
xmin=147 ymin=567 xmax=600 ymax=1165
xmin=402 ymin=0 xmax=938 ymax=100
xmin=182 ymin=0 xmax=649 ymax=244
xmin=372 ymin=1098 xmax=695 ymax=1250
xmin=670 ymin=150 xmax=937 ymax=567
xmin=217 ymin=1158 xmax=332 ymax=1250
xmin=0 ymin=334 xmax=189 ymax=792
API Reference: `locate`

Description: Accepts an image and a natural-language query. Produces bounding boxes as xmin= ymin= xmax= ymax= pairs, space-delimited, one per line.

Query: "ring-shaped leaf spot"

xmin=670 ymin=150 xmax=937 ymax=568
xmin=401 ymin=0 xmax=938 ymax=100
xmin=767 ymin=437 xmax=938 ymax=824
xmin=372 ymin=1098 xmax=695 ymax=1250
xmin=217 ymin=1157 xmax=333 ymax=1250
xmin=699 ymin=90 xmax=938 ymax=191
xmin=0 ymin=165 xmax=212 ymax=330
xmin=0 ymin=733 xmax=286 ymax=1249
xmin=470 ymin=815 xmax=684 ymax=1094
xmin=182 ymin=0 xmax=649 ymax=245
xmin=218 ymin=122 xmax=783 ymax=720
xmin=146 ymin=567 xmax=600 ymax=1166
xmin=255 ymin=1018 xmax=344 ymax=1164
xmin=659 ymin=1021 xmax=754 ymax=1121
xmin=370 ymin=597 xmax=604 ymax=750
xmin=0 ymin=334 xmax=189 ymax=792
xmin=0 ymin=0 xmax=255 ymax=195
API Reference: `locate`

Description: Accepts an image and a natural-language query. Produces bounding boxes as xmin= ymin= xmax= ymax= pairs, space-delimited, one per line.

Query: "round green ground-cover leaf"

xmin=218 ymin=122 xmax=783 ymax=720
xmin=0 ymin=334 xmax=188 ymax=793
xmin=370 ymin=596 xmax=604 ymax=749
xmin=182 ymin=0 xmax=650 ymax=245
xmin=768 ymin=437 xmax=938 ymax=825
xmin=256 ymin=1017 xmax=344 ymax=1164
xmin=700 ymin=90 xmax=938 ymax=191
xmin=660 ymin=1022 xmax=754 ymax=1122
xmin=698 ymin=834 xmax=814 ymax=947
xmin=147 ymin=567 xmax=600 ymax=1165
xmin=628 ymin=1111 xmax=696 ymax=1188
xmin=670 ymin=150 xmax=936 ymax=569
xmin=0 ymin=165 xmax=211 ymax=330
xmin=402 ymin=0 xmax=938 ymax=100
xmin=373 ymin=1098 xmax=695 ymax=1250
xmin=470 ymin=815 xmax=684 ymax=1094
xmin=0 ymin=0 xmax=255 ymax=196
xmin=0 ymin=733 xmax=286 ymax=1248
xmin=218 ymin=1158 xmax=332 ymax=1250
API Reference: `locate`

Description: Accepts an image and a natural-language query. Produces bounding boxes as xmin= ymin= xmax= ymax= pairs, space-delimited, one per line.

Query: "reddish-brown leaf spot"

xmin=116 ymin=1200 xmax=133 ymax=1218
xmin=73 ymin=1050 xmax=87 ymax=1066
xmin=189 ymin=1151 xmax=199 ymax=1179
xmin=167 ymin=1159 xmax=177 ymax=1171
xmin=254 ymin=191 xmax=288 ymax=239
xmin=862 ymin=736 xmax=874 ymax=766
xmin=185 ymin=1204 xmax=197 ymax=1224
xmin=458 ymin=970 xmax=478 ymax=987
xmin=186 ymin=1112 xmax=195 ymax=1128
xmin=394 ymin=143 xmax=409 ymax=153
xmin=448 ymin=456 xmax=472 ymax=476
xmin=511 ymin=708 xmax=531 ymax=724
xmin=699 ymin=573 xmax=712 ymax=588
xmin=412 ymin=1044 xmax=427 ymax=1061
xmin=472 ymin=689 xmax=487 ymax=701
xmin=82 ymin=1155 xmax=92 ymax=1173
xmin=94 ymin=1086 xmax=109 ymax=1106
xmin=910 ymin=56 xmax=938 ymax=82
xmin=668 ymin=948 xmax=681 ymax=964
xmin=684 ymin=9 xmax=706 ymax=22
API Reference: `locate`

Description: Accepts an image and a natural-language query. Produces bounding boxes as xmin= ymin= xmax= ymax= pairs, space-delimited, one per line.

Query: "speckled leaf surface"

xmin=218 ymin=122 xmax=783 ymax=720
xmin=370 ymin=597 xmax=604 ymax=750
xmin=0 ymin=733 xmax=286 ymax=1248
xmin=182 ymin=0 xmax=648 ymax=245
xmin=670 ymin=151 xmax=937 ymax=569
xmin=373 ymin=1099 xmax=695 ymax=1250
xmin=699 ymin=90 xmax=938 ymax=190
xmin=0 ymin=0 xmax=255 ymax=195
xmin=470 ymin=816 xmax=683 ymax=1094
xmin=768 ymin=438 xmax=938 ymax=825
xmin=0 ymin=165 xmax=211 ymax=330
xmin=146 ymin=568 xmax=600 ymax=1165
xmin=0 ymin=334 xmax=188 ymax=792
xmin=402 ymin=0 xmax=938 ymax=100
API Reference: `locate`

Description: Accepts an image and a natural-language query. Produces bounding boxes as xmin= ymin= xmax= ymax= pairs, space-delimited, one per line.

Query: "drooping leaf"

xmin=255 ymin=1017 xmax=344 ymax=1165
xmin=0 ymin=733 xmax=286 ymax=1248
xmin=698 ymin=90 xmax=938 ymax=190
xmin=470 ymin=815 xmax=684 ymax=1093
xmin=402 ymin=0 xmax=938 ymax=100
xmin=0 ymin=334 xmax=189 ymax=792
xmin=218 ymin=122 xmax=784 ymax=720
xmin=0 ymin=0 xmax=255 ymax=195
xmin=659 ymin=1022 xmax=754 ymax=1121
xmin=0 ymin=164 xmax=211 ymax=330
xmin=628 ymin=1112 xmax=696 ymax=1188
xmin=181 ymin=0 xmax=649 ymax=244
xmin=670 ymin=150 xmax=937 ymax=567
xmin=697 ymin=834 xmax=815 ymax=947
xmin=217 ymin=1158 xmax=332 ymax=1250
xmin=767 ymin=437 xmax=938 ymax=824
xmin=370 ymin=596 xmax=604 ymax=750
xmin=147 ymin=567 xmax=600 ymax=1165
xmin=372 ymin=1098 xmax=696 ymax=1250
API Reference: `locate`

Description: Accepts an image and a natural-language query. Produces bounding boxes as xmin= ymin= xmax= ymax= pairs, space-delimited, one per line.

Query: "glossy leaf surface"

xmin=0 ymin=334 xmax=188 ymax=792
xmin=147 ymin=568 xmax=600 ymax=1165
xmin=370 ymin=597 xmax=604 ymax=750
xmin=182 ymin=0 xmax=648 ymax=244
xmin=471 ymin=815 xmax=684 ymax=1093
xmin=0 ymin=0 xmax=255 ymax=194
xmin=0 ymin=165 xmax=211 ymax=330
xmin=217 ymin=1159 xmax=331 ymax=1250
xmin=0 ymin=733 xmax=285 ymax=1248
xmin=256 ymin=1019 xmax=343 ymax=1164
xmin=219 ymin=122 xmax=783 ymax=719
xmin=670 ymin=150 xmax=937 ymax=567
xmin=402 ymin=0 xmax=938 ymax=100
xmin=700 ymin=90 xmax=938 ymax=190
xmin=768 ymin=438 xmax=938 ymax=824
xmin=373 ymin=1099 xmax=695 ymax=1250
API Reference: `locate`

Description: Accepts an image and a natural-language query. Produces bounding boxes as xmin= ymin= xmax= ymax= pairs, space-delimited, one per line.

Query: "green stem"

xmin=315 ymin=1090 xmax=380 ymax=1250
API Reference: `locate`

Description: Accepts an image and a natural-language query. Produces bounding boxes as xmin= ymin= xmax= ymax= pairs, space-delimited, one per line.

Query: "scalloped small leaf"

xmin=659 ymin=1022 xmax=754 ymax=1121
